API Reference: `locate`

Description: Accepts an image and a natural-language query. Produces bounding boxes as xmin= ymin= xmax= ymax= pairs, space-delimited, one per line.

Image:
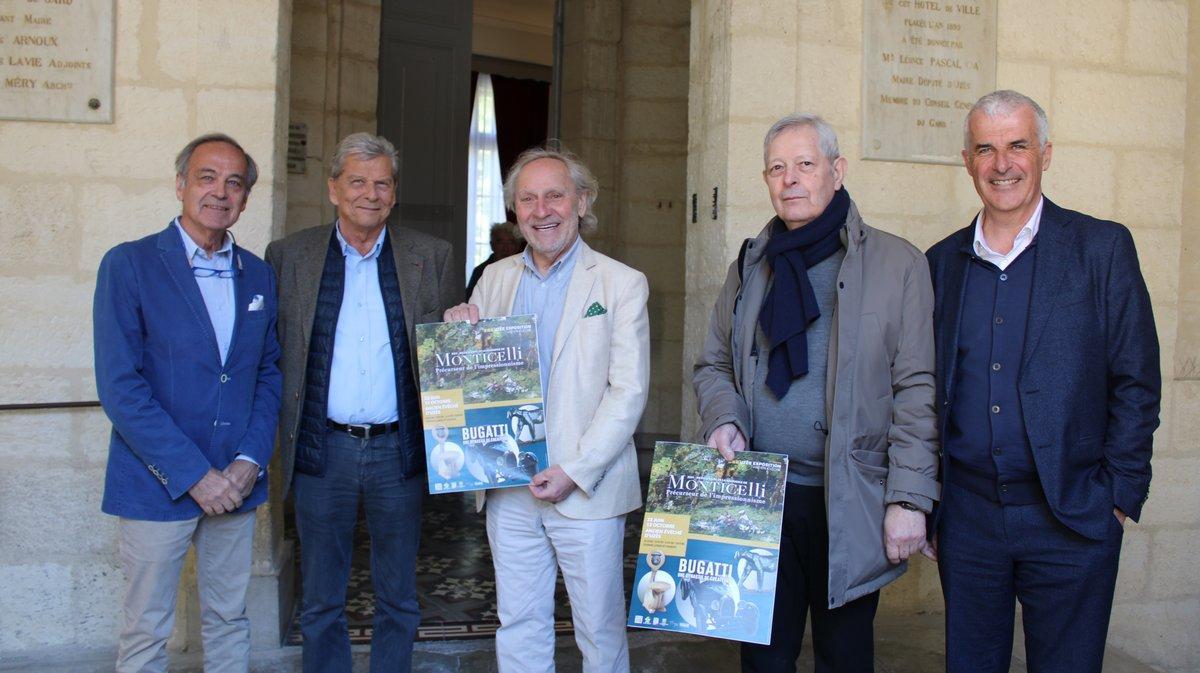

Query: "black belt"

xmin=947 ymin=459 xmax=1045 ymax=506
xmin=327 ymin=419 xmax=400 ymax=439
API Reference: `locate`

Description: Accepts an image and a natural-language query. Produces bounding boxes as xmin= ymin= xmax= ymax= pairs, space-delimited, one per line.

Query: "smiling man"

xmin=94 ymin=133 xmax=281 ymax=673
xmin=693 ymin=114 xmax=939 ymax=673
xmin=444 ymin=146 xmax=650 ymax=673
xmin=265 ymin=133 xmax=456 ymax=673
xmin=925 ymin=90 xmax=1160 ymax=673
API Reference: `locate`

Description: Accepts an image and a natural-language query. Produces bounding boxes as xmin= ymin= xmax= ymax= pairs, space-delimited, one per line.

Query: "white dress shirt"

xmin=972 ymin=197 xmax=1044 ymax=270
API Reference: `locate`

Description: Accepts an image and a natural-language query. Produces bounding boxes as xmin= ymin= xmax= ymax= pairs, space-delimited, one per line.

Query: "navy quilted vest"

xmin=294 ymin=229 xmax=424 ymax=478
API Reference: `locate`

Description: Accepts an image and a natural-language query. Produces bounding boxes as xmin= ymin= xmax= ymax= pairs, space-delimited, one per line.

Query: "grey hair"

xmin=490 ymin=220 xmax=523 ymax=241
xmin=503 ymin=144 xmax=599 ymax=234
xmin=331 ymin=132 xmax=400 ymax=181
xmin=174 ymin=133 xmax=259 ymax=192
xmin=964 ymin=90 xmax=1049 ymax=150
xmin=762 ymin=113 xmax=841 ymax=166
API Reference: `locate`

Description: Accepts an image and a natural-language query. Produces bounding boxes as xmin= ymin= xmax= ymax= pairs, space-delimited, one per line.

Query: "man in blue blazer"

xmin=925 ymin=91 xmax=1160 ymax=673
xmin=94 ymin=134 xmax=282 ymax=673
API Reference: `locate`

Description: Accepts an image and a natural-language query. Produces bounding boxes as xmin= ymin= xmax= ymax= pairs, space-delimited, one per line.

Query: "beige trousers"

xmin=116 ymin=511 xmax=256 ymax=673
xmin=486 ymin=487 xmax=629 ymax=673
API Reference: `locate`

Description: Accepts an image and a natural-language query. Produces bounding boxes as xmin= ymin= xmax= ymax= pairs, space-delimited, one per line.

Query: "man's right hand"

xmin=444 ymin=303 xmax=480 ymax=324
xmin=707 ymin=422 xmax=747 ymax=461
xmin=188 ymin=469 xmax=241 ymax=516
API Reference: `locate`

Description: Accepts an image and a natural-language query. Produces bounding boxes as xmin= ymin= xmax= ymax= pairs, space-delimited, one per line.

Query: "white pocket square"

xmin=248 ymin=294 xmax=265 ymax=311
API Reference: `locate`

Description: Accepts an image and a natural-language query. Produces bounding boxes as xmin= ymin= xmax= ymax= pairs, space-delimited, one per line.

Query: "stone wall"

xmin=560 ymin=0 xmax=690 ymax=438
xmin=0 ymin=0 xmax=291 ymax=665
xmin=286 ymin=0 xmax=381 ymax=237
xmin=682 ymin=1 xmax=1198 ymax=670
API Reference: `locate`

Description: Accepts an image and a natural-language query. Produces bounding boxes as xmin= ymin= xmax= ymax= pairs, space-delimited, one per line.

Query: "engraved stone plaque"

xmin=0 ymin=0 xmax=115 ymax=123
xmin=862 ymin=0 xmax=996 ymax=165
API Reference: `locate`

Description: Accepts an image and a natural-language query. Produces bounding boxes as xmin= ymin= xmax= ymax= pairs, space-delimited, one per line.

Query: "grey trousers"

xmin=116 ymin=511 xmax=256 ymax=673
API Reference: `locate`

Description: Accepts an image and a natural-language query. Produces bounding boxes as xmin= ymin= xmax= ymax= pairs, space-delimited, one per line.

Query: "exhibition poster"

xmin=415 ymin=315 xmax=547 ymax=494
xmin=627 ymin=441 xmax=788 ymax=644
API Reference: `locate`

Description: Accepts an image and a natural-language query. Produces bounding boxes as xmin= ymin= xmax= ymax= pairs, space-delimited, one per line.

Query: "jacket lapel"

xmin=551 ymin=243 xmax=598 ymax=370
xmin=227 ymin=247 xmax=251 ymax=361
xmin=498 ymin=256 xmax=524 ymax=315
xmin=297 ymin=225 xmax=334 ymax=352
xmin=389 ymin=224 xmax=423 ymax=335
xmin=1020 ymin=198 xmax=1072 ymax=373
xmin=938 ymin=227 xmax=973 ymax=403
xmin=157 ymin=225 xmax=222 ymax=364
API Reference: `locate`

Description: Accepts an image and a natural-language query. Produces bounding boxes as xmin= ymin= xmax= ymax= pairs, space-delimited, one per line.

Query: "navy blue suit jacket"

xmin=926 ymin=198 xmax=1159 ymax=540
xmin=94 ymin=224 xmax=282 ymax=521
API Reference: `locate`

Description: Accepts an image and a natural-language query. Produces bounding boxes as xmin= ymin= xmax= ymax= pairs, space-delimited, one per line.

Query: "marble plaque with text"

xmin=862 ymin=0 xmax=996 ymax=165
xmin=0 ymin=0 xmax=114 ymax=123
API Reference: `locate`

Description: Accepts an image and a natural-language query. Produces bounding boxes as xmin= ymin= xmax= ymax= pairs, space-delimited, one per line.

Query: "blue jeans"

xmin=938 ymin=481 xmax=1123 ymax=673
xmin=294 ymin=428 xmax=423 ymax=673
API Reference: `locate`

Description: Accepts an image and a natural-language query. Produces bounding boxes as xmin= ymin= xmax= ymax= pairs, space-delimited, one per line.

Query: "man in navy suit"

xmin=94 ymin=133 xmax=282 ymax=673
xmin=925 ymin=90 xmax=1160 ymax=672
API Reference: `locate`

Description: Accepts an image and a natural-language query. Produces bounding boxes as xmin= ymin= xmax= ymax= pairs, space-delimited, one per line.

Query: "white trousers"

xmin=116 ymin=511 xmax=256 ymax=673
xmin=486 ymin=487 xmax=629 ymax=673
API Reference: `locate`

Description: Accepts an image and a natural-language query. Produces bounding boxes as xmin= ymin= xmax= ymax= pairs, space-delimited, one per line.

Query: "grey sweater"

xmin=751 ymin=249 xmax=844 ymax=486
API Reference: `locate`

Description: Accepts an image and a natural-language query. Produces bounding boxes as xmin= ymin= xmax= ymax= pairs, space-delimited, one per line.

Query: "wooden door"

xmin=378 ymin=0 xmax=472 ymax=291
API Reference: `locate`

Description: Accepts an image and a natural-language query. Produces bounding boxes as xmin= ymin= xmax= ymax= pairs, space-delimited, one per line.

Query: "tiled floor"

xmin=284 ymin=489 xmax=642 ymax=644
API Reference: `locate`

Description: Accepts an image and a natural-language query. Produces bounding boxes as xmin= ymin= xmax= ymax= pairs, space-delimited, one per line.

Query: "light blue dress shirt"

xmin=174 ymin=219 xmax=259 ymax=470
xmin=512 ymin=236 xmax=583 ymax=396
xmin=326 ymin=223 xmax=399 ymax=425
xmin=174 ymin=218 xmax=235 ymax=365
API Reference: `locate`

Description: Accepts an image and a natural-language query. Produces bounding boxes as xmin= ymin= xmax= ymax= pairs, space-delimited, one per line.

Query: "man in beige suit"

xmin=445 ymin=146 xmax=650 ymax=673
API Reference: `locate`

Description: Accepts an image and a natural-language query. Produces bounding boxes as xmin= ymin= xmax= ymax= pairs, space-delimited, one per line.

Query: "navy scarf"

xmin=758 ymin=187 xmax=850 ymax=398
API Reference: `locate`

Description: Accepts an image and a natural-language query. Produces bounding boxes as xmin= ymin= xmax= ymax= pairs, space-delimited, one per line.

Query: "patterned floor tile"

xmin=285 ymin=491 xmax=642 ymax=644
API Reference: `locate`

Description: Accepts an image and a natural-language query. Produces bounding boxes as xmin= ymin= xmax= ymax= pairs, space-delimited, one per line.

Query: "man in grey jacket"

xmin=693 ymin=114 xmax=939 ymax=673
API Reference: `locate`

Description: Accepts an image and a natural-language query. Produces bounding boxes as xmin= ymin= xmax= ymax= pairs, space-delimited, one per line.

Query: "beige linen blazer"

xmin=471 ymin=240 xmax=650 ymax=520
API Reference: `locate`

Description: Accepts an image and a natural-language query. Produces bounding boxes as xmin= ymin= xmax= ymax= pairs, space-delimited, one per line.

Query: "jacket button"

xmin=838 ymin=282 xmax=844 ymax=289
xmin=294 ymin=392 xmax=300 ymax=400
xmin=219 ymin=374 xmax=230 ymax=383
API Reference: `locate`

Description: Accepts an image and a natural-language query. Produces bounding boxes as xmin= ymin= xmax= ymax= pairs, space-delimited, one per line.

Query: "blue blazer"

xmin=94 ymin=224 xmax=282 ymax=521
xmin=926 ymin=198 xmax=1160 ymax=540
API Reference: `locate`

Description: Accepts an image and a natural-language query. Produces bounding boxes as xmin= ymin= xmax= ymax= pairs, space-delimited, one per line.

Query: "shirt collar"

xmin=335 ymin=220 xmax=387 ymax=260
xmin=972 ymin=196 xmax=1044 ymax=258
xmin=173 ymin=217 xmax=233 ymax=263
xmin=522 ymin=235 xmax=582 ymax=281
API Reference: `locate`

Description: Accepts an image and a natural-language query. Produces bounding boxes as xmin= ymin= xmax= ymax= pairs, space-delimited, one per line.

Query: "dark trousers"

xmin=741 ymin=484 xmax=880 ymax=673
xmin=938 ymin=481 xmax=1123 ymax=673
xmin=294 ymin=429 xmax=424 ymax=673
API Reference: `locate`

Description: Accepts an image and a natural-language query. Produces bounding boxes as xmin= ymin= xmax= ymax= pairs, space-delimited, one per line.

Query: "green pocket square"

xmin=584 ymin=301 xmax=607 ymax=317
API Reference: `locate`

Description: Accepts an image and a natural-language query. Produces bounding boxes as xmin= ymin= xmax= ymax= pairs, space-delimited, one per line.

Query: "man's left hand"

xmin=884 ymin=504 xmax=927 ymax=564
xmin=1114 ymin=507 xmax=1127 ymax=525
xmin=223 ymin=460 xmax=258 ymax=500
xmin=529 ymin=464 xmax=577 ymax=503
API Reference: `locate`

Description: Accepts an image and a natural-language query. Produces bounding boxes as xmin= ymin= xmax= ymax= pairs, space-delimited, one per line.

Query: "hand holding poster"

xmin=628 ymin=442 xmax=787 ymax=644
xmin=415 ymin=315 xmax=547 ymax=494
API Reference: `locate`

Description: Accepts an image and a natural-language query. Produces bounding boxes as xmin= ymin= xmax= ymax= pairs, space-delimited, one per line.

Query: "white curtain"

xmin=467 ymin=74 xmax=507 ymax=277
